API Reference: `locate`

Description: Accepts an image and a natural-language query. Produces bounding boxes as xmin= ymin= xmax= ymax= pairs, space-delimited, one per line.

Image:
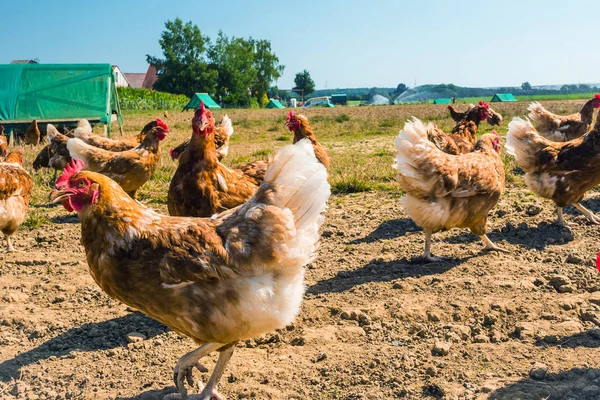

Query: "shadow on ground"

xmin=489 ymin=367 xmax=600 ymax=400
xmin=535 ymin=330 xmax=600 ymax=349
xmin=349 ymin=218 xmax=419 ymax=244
xmin=307 ymin=256 xmax=469 ymax=295
xmin=115 ymin=387 xmax=178 ymax=400
xmin=0 ymin=312 xmax=167 ymax=382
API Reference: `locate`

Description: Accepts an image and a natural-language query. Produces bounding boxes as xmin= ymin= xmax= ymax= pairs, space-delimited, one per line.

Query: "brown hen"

xmin=394 ymin=118 xmax=505 ymax=262
xmin=507 ymin=114 xmax=600 ymax=225
xmin=528 ymin=95 xmax=600 ymax=142
xmin=168 ymin=103 xmax=259 ymax=217
xmin=427 ymin=101 xmax=491 ymax=155
xmin=66 ymin=119 xmax=168 ymax=198
xmin=0 ymin=148 xmax=32 ymax=252
xmin=49 ymin=138 xmax=330 ymax=399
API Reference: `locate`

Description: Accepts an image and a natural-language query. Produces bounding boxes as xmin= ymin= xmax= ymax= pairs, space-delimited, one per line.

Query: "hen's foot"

xmin=170 ymin=361 xmax=208 ymax=398
xmin=198 ymin=388 xmax=225 ymax=400
xmin=482 ymin=245 xmax=509 ymax=253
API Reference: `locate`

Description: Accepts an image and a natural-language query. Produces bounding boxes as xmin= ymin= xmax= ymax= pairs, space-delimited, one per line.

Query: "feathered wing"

xmin=239 ymin=160 xmax=268 ymax=184
xmin=74 ymin=129 xmax=137 ymax=152
xmin=527 ymin=102 xmax=576 ymax=140
xmin=67 ymin=138 xmax=118 ymax=172
xmin=506 ymin=117 xmax=555 ymax=173
xmin=0 ymin=164 xmax=32 ymax=201
xmin=215 ymin=139 xmax=330 ymax=273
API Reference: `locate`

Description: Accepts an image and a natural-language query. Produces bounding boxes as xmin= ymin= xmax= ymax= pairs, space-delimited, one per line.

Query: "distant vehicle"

xmin=303 ymin=96 xmax=335 ymax=108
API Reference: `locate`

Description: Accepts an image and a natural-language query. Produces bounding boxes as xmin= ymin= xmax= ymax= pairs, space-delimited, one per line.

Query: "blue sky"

xmin=2 ymin=0 xmax=599 ymax=89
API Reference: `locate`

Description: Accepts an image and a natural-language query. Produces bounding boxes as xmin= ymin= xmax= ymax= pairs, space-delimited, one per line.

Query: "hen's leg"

xmin=573 ymin=203 xmax=600 ymax=224
xmin=164 ymin=342 xmax=223 ymax=400
xmin=479 ymin=234 xmax=508 ymax=253
xmin=555 ymin=207 xmax=575 ymax=226
xmin=198 ymin=343 xmax=237 ymax=400
xmin=420 ymin=229 xmax=445 ymax=263
xmin=4 ymin=235 xmax=15 ymax=253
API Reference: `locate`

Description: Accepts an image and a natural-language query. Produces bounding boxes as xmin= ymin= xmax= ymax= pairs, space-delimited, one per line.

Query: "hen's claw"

xmin=172 ymin=361 xmax=208 ymax=398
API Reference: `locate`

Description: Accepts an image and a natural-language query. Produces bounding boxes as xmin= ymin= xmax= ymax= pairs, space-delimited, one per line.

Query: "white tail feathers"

xmin=393 ymin=117 xmax=433 ymax=177
xmin=393 ymin=118 xmax=445 ymax=196
xmin=73 ymin=119 xmax=92 ymax=140
xmin=506 ymin=117 xmax=549 ymax=173
xmin=77 ymin=119 xmax=92 ymax=132
xmin=66 ymin=138 xmax=93 ymax=166
xmin=46 ymin=124 xmax=60 ymax=143
xmin=73 ymin=127 xmax=90 ymax=140
xmin=220 ymin=115 xmax=234 ymax=138
xmin=527 ymin=102 xmax=546 ymax=122
xmin=264 ymin=139 xmax=330 ymax=232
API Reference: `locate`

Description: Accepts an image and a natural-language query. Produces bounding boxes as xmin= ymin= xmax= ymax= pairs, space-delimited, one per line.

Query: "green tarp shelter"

xmin=331 ymin=94 xmax=347 ymax=105
xmin=265 ymin=99 xmax=284 ymax=109
xmin=0 ymin=63 xmax=123 ymax=134
xmin=491 ymin=93 xmax=517 ymax=102
xmin=183 ymin=93 xmax=221 ymax=110
xmin=433 ymin=98 xmax=452 ymax=104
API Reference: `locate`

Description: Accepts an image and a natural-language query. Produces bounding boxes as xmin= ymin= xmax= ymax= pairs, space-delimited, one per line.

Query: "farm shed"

xmin=183 ymin=93 xmax=221 ymax=110
xmin=0 ymin=63 xmax=123 ymax=134
xmin=433 ymin=98 xmax=452 ymax=104
xmin=331 ymin=94 xmax=347 ymax=105
xmin=491 ymin=93 xmax=517 ymax=102
xmin=265 ymin=99 xmax=284 ymax=109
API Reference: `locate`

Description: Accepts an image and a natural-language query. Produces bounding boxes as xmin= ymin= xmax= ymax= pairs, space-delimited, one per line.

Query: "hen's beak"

xmin=48 ymin=188 xmax=71 ymax=204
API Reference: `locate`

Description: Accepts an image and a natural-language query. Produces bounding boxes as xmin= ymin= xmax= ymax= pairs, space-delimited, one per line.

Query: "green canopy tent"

xmin=265 ymin=99 xmax=284 ymax=109
xmin=183 ymin=93 xmax=221 ymax=110
xmin=0 ymin=63 xmax=123 ymax=135
xmin=491 ymin=93 xmax=517 ymax=102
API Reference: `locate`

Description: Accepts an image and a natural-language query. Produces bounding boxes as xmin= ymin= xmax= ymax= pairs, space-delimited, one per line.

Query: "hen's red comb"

xmin=596 ymin=252 xmax=600 ymax=272
xmin=286 ymin=111 xmax=295 ymax=122
xmin=56 ymin=159 xmax=85 ymax=188
xmin=169 ymin=148 xmax=177 ymax=160
xmin=155 ymin=118 xmax=169 ymax=131
xmin=595 ymin=94 xmax=600 ymax=100
xmin=479 ymin=100 xmax=490 ymax=110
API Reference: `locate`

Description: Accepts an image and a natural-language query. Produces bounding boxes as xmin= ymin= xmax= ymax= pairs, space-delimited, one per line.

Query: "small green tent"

xmin=183 ymin=93 xmax=221 ymax=110
xmin=265 ymin=99 xmax=284 ymax=109
xmin=0 ymin=63 xmax=123 ymax=134
xmin=433 ymin=98 xmax=452 ymax=104
xmin=491 ymin=93 xmax=517 ymax=102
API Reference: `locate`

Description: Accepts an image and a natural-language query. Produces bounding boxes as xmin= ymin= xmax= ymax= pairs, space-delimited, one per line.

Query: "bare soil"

xmin=2 ymin=102 xmax=600 ymax=400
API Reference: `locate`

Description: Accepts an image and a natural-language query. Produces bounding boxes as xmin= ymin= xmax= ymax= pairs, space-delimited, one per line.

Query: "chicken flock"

xmin=1 ymin=96 xmax=599 ymax=398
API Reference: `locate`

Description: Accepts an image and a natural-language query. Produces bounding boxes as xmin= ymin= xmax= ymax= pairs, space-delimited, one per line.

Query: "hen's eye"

xmin=76 ymin=179 xmax=86 ymax=188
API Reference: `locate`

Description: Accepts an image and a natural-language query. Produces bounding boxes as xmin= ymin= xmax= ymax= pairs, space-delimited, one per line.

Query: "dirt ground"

xmin=2 ymin=102 xmax=600 ymax=400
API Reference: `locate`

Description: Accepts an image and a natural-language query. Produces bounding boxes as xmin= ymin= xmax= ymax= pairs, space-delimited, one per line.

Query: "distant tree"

xmin=146 ymin=18 xmax=217 ymax=97
xmin=293 ymin=70 xmax=315 ymax=100
xmin=579 ymin=83 xmax=591 ymax=90
xmin=267 ymin=86 xmax=279 ymax=99
xmin=251 ymin=39 xmax=284 ymax=103
xmin=561 ymin=84 xmax=578 ymax=92
xmin=209 ymin=31 xmax=257 ymax=106
xmin=394 ymin=83 xmax=408 ymax=95
xmin=521 ymin=82 xmax=532 ymax=91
